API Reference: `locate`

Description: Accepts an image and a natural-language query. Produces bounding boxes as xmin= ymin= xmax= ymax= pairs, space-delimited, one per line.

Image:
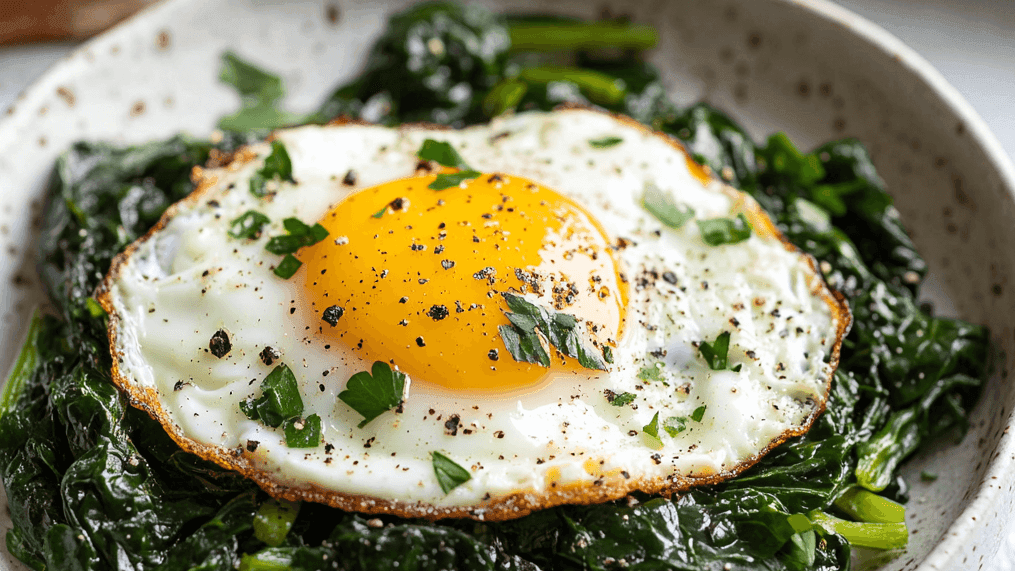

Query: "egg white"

xmin=99 ymin=109 xmax=848 ymax=520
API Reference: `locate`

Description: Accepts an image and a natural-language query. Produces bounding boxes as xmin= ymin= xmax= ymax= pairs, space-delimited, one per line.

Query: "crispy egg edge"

xmin=95 ymin=105 xmax=852 ymax=522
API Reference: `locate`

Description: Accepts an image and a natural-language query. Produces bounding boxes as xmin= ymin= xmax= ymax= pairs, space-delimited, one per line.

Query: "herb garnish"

xmin=431 ymin=451 xmax=471 ymax=493
xmin=273 ymin=254 xmax=302 ymax=279
xmin=228 ymin=210 xmax=271 ymax=239
xmin=605 ymin=389 xmax=635 ymax=406
xmin=338 ymin=361 xmax=407 ymax=428
xmin=637 ymin=362 xmax=664 ymax=382
xmin=698 ymin=331 xmax=742 ymax=372
xmin=642 ymin=412 xmax=661 ymax=439
xmin=641 ymin=412 xmax=664 ymax=449
xmin=642 ymin=182 xmax=695 ymax=229
xmin=588 ymin=136 xmax=623 ymax=148
xmin=429 ymin=170 xmax=483 ymax=190
xmin=283 ymin=414 xmax=322 ymax=448
xmin=697 ymin=213 xmax=752 ymax=246
xmin=265 ymin=218 xmax=329 ymax=255
xmin=663 ymin=416 xmax=687 ymax=436
xmin=250 ymin=140 xmax=295 ymax=197
xmin=691 ymin=405 xmax=707 ymax=422
xmin=240 ymin=364 xmax=304 ymax=429
xmin=498 ymin=292 xmax=606 ymax=370
xmin=416 ymin=139 xmax=481 ymax=190
xmin=416 ymin=139 xmax=471 ymax=169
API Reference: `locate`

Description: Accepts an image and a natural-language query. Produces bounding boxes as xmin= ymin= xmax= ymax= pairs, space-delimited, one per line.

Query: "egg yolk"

xmin=300 ymin=170 xmax=627 ymax=392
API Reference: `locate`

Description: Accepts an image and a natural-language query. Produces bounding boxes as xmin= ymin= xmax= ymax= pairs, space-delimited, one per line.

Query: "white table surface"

xmin=0 ymin=0 xmax=1012 ymax=568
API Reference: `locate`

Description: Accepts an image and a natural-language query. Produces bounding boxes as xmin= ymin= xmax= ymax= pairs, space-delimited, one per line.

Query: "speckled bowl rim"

xmin=2 ymin=0 xmax=1014 ymax=568
xmin=789 ymin=2 xmax=1015 ymax=567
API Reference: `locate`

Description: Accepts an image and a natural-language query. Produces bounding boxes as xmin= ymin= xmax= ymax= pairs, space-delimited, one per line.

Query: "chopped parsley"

xmin=603 ymin=345 xmax=614 ymax=364
xmin=698 ymin=331 xmax=742 ymax=372
xmin=588 ymin=136 xmax=623 ymax=148
xmin=283 ymin=414 xmax=322 ymax=448
xmin=416 ymin=139 xmax=471 ymax=169
xmin=663 ymin=416 xmax=687 ymax=436
xmin=240 ymin=364 xmax=304 ymax=429
xmin=642 ymin=182 xmax=695 ymax=229
xmin=605 ymin=389 xmax=635 ymax=406
xmin=921 ymin=471 xmax=938 ymax=482
xmin=432 ymin=451 xmax=471 ymax=494
xmin=250 ymin=140 xmax=295 ymax=197
xmin=691 ymin=405 xmax=707 ymax=423
xmin=416 ymin=139 xmax=480 ymax=190
xmin=273 ymin=254 xmax=302 ymax=279
xmin=498 ymin=292 xmax=606 ymax=370
xmin=338 ymin=361 xmax=407 ymax=428
xmin=372 ymin=206 xmax=387 ymax=219
xmin=642 ymin=412 xmax=664 ymax=449
xmin=228 ymin=210 xmax=271 ymax=239
xmin=429 ymin=170 xmax=482 ymax=190
xmin=637 ymin=362 xmax=665 ymax=382
xmin=697 ymin=213 xmax=752 ymax=246
xmin=642 ymin=412 xmax=661 ymax=439
xmin=265 ymin=218 xmax=329 ymax=255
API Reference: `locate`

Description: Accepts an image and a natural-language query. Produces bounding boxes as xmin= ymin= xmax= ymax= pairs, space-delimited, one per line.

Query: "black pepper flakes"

xmin=444 ymin=415 xmax=461 ymax=436
xmin=416 ymin=336 xmax=426 ymax=347
xmin=246 ymin=440 xmax=259 ymax=452
xmin=399 ymin=296 xmax=409 ymax=304
xmin=662 ymin=271 xmax=678 ymax=285
xmin=209 ymin=329 xmax=231 ymax=358
xmin=342 ymin=170 xmax=357 ymax=186
xmin=488 ymin=349 xmax=499 ymax=361
xmin=322 ymin=305 xmax=345 ymax=326
xmin=173 ymin=380 xmax=185 ymax=391
xmin=259 ymin=346 xmax=280 ymax=366
xmin=441 ymin=260 xmax=455 ymax=270
xmin=427 ymin=304 xmax=449 ymax=321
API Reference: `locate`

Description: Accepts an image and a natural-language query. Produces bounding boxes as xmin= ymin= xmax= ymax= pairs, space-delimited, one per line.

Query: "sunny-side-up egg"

xmin=98 ymin=108 xmax=850 ymax=521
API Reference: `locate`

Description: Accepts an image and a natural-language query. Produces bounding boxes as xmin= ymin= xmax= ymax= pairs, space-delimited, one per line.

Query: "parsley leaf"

xmin=417 ymin=139 xmax=471 ymax=169
xmin=605 ymin=389 xmax=635 ymax=406
xmin=240 ymin=364 xmax=304 ymax=428
xmin=372 ymin=206 xmax=387 ymax=219
xmin=283 ymin=414 xmax=321 ymax=448
xmin=250 ymin=140 xmax=295 ymax=197
xmin=603 ymin=345 xmax=614 ymax=364
xmin=432 ymin=451 xmax=471 ymax=493
xmin=697 ymin=213 xmax=752 ymax=246
xmin=691 ymin=405 xmax=707 ymax=422
xmin=642 ymin=412 xmax=661 ymax=439
xmin=637 ymin=362 xmax=665 ymax=382
xmin=664 ymin=416 xmax=687 ymax=436
xmin=229 ymin=210 xmax=271 ymax=239
xmin=273 ymin=254 xmax=302 ymax=279
xmin=338 ymin=361 xmax=407 ymax=428
xmin=416 ymin=140 xmax=481 ymax=190
xmin=589 ymin=136 xmax=623 ymax=148
xmin=265 ymin=218 xmax=329 ymax=255
xmin=642 ymin=412 xmax=664 ymax=449
xmin=643 ymin=182 xmax=695 ymax=229
xmin=429 ymin=170 xmax=482 ymax=190
xmin=698 ymin=331 xmax=745 ymax=372
xmin=498 ymin=293 xmax=606 ymax=370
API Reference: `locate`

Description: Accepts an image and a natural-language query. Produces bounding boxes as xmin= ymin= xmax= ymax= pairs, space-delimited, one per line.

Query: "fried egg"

xmin=98 ymin=108 xmax=849 ymax=521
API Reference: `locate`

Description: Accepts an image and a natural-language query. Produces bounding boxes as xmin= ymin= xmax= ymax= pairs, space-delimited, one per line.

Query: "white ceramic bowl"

xmin=2 ymin=0 xmax=1013 ymax=569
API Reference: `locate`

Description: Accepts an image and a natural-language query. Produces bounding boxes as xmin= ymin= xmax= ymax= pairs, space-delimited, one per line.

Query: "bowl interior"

xmin=1 ymin=0 xmax=1012 ymax=569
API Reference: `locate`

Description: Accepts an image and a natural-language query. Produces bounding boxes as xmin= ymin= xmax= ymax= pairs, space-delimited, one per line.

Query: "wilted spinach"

xmin=0 ymin=2 xmax=989 ymax=570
